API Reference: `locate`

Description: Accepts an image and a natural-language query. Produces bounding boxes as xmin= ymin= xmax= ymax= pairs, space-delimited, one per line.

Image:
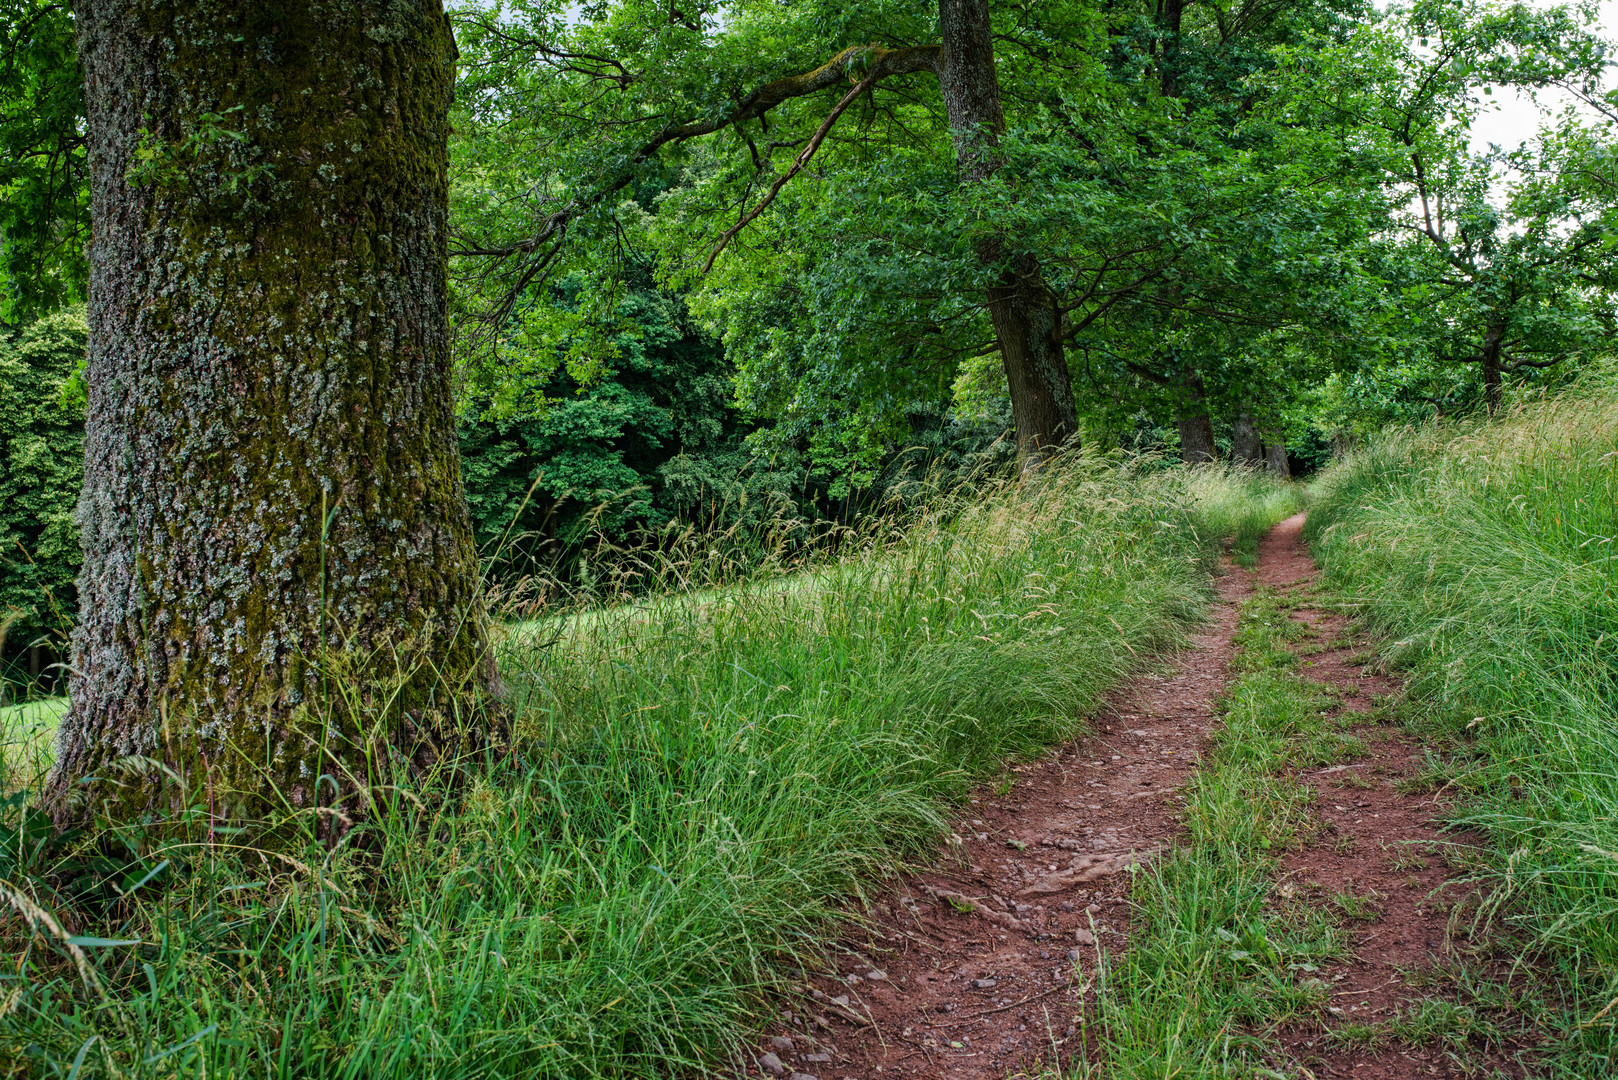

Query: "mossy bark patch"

xmin=58 ymin=0 xmax=493 ymax=819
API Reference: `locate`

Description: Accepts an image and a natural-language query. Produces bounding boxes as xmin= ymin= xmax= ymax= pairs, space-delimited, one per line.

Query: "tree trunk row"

xmin=1178 ymin=399 xmax=1290 ymax=476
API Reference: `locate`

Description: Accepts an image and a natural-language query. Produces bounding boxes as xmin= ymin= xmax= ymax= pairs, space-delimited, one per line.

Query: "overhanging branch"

xmin=456 ymin=42 xmax=942 ymax=334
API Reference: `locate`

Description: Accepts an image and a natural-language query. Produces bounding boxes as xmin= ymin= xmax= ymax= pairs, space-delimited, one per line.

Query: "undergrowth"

xmin=0 ymin=459 xmax=1297 ymax=1079
xmin=1306 ymin=392 xmax=1618 ymax=1073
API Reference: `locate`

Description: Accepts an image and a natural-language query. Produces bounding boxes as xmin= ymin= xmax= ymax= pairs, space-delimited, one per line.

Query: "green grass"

xmin=0 ymin=458 xmax=1298 ymax=1080
xmin=1305 ymin=392 xmax=1618 ymax=1072
xmin=1230 ymin=588 xmax=1309 ymax=672
xmin=1183 ymin=467 xmax=1303 ymax=568
xmin=0 ymin=695 xmax=65 ymax=794
xmin=1089 ymin=598 xmax=1350 ymax=1079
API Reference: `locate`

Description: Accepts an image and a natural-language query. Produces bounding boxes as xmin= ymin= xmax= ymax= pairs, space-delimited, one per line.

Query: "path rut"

xmin=742 ymin=514 xmax=1513 ymax=1080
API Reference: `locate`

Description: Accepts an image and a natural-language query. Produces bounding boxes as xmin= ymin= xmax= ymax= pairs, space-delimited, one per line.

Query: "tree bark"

xmin=1231 ymin=412 xmax=1263 ymax=466
xmin=937 ymin=0 xmax=1077 ymax=463
xmin=1480 ymin=319 xmax=1505 ymax=413
xmin=1263 ymin=427 xmax=1291 ymax=479
xmin=55 ymin=0 xmax=494 ymax=821
xmin=1176 ymin=378 xmax=1216 ymax=464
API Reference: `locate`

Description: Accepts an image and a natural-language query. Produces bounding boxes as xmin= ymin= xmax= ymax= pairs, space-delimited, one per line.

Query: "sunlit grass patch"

xmin=0 ymin=695 xmax=64 ymax=793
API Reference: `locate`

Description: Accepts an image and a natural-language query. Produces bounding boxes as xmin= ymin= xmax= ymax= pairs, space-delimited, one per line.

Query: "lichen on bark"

xmin=55 ymin=0 xmax=496 ymax=823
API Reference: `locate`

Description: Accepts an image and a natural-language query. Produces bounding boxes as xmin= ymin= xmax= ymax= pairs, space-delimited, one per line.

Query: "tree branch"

xmin=456 ymin=43 xmax=942 ymax=335
xmin=702 ymin=69 xmax=881 ymax=272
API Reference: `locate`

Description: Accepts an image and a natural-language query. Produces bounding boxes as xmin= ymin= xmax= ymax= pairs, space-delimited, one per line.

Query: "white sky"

xmin=1463 ymin=0 xmax=1618 ymax=152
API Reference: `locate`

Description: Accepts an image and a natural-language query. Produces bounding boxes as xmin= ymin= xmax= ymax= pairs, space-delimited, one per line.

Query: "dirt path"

xmin=1258 ymin=518 xmax=1529 ymax=1079
xmin=742 ymin=515 xmax=1514 ymax=1080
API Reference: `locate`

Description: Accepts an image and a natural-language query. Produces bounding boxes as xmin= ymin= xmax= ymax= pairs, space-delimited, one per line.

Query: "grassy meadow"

xmin=1306 ymin=392 xmax=1618 ymax=1067
xmin=0 ymin=457 xmax=1298 ymax=1079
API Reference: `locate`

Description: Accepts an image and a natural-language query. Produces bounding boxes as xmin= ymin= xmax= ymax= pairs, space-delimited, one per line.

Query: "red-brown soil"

xmin=739 ymin=514 xmax=1522 ymax=1080
xmin=1257 ymin=517 xmax=1530 ymax=1080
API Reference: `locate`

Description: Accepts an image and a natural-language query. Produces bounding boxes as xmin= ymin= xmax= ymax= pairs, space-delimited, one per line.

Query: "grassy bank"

xmin=2 ymin=459 xmax=1297 ymax=1079
xmin=1305 ymin=394 xmax=1618 ymax=1067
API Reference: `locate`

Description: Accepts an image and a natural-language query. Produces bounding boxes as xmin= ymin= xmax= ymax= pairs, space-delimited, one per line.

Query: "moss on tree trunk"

xmin=55 ymin=0 xmax=495 ymax=821
xmin=937 ymin=0 xmax=1077 ymax=463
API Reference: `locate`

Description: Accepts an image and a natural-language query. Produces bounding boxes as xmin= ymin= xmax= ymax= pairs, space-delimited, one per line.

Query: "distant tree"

xmin=53 ymin=0 xmax=495 ymax=821
xmin=459 ymin=279 xmax=748 ymax=557
xmin=1281 ymin=0 xmax=1617 ymax=413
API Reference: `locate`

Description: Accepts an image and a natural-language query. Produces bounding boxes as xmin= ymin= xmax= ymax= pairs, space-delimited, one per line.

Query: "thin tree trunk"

xmin=1481 ymin=320 xmax=1505 ymax=413
xmin=937 ymin=0 xmax=1076 ymax=463
xmin=1231 ymin=412 xmax=1263 ymax=466
xmin=55 ymin=0 xmax=494 ymax=821
xmin=1177 ymin=378 xmax=1216 ymax=464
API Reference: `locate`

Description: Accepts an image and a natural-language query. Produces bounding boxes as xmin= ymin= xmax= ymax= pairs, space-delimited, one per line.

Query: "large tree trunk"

xmin=1263 ymin=427 xmax=1291 ymax=479
xmin=1231 ymin=412 xmax=1263 ymax=466
xmin=1176 ymin=378 xmax=1216 ymax=464
xmin=55 ymin=0 xmax=494 ymax=820
xmin=937 ymin=0 xmax=1076 ymax=463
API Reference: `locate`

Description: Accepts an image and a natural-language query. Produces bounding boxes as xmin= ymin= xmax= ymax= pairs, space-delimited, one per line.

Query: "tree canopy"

xmin=0 ymin=0 xmax=1613 ymax=614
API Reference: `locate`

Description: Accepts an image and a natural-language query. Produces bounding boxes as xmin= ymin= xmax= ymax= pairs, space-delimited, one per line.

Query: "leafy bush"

xmin=458 ymin=281 xmax=1024 ymax=590
xmin=0 ymin=309 xmax=84 ymax=692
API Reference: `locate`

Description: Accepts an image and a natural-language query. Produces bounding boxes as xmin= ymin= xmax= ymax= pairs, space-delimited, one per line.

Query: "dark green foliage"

xmin=0 ymin=1 xmax=88 ymax=322
xmin=458 ymin=278 xmax=1023 ymax=582
xmin=0 ymin=309 xmax=84 ymax=682
xmin=461 ymin=284 xmax=751 ymax=554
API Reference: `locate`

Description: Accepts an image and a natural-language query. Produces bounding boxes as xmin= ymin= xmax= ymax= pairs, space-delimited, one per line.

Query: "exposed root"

xmin=925 ymin=886 xmax=1029 ymax=932
xmin=1017 ymin=848 xmax=1160 ymax=897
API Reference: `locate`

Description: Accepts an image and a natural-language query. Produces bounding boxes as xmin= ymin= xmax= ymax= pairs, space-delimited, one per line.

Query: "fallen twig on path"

xmin=938 ymin=982 xmax=1069 ymax=1028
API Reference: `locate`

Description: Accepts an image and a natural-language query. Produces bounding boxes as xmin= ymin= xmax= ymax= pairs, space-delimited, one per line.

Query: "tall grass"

xmin=1 ymin=457 xmax=1295 ymax=1079
xmin=1306 ymin=393 xmax=1618 ymax=1066
xmin=1182 ymin=467 xmax=1303 ymax=567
